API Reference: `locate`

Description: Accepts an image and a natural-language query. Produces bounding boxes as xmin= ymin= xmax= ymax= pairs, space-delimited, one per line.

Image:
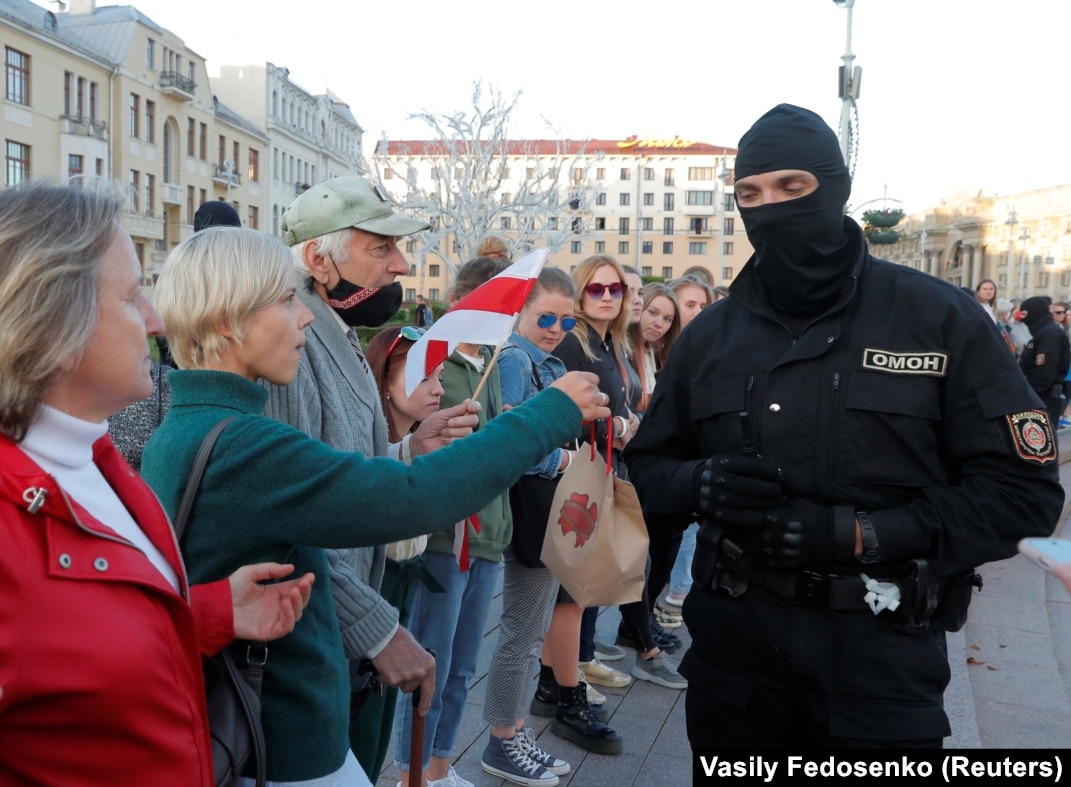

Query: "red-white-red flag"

xmin=404 ymin=249 xmax=548 ymax=394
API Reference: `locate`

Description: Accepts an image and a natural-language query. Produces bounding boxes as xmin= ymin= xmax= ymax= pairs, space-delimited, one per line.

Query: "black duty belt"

xmin=748 ymin=566 xmax=873 ymax=611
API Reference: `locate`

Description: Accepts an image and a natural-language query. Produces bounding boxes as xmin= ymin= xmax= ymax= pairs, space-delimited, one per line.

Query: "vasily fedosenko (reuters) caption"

xmin=692 ymin=752 xmax=1065 ymax=783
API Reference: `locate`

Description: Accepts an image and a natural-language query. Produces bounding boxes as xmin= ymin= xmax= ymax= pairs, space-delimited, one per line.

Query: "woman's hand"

xmin=549 ymin=372 xmax=612 ymax=423
xmin=229 ymin=563 xmax=315 ymax=642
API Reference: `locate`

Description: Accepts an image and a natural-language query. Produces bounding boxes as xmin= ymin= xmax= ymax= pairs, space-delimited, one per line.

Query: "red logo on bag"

xmin=558 ymin=493 xmax=598 ymax=547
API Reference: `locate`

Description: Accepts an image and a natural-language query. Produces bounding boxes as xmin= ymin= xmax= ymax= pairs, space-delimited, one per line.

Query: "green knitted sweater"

xmin=141 ymin=370 xmax=581 ymax=782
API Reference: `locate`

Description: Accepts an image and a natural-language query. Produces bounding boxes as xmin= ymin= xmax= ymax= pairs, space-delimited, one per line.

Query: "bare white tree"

xmin=369 ymin=82 xmax=598 ymax=283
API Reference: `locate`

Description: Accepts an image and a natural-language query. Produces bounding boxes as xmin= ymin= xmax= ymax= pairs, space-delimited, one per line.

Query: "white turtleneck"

xmin=19 ymin=405 xmax=179 ymax=592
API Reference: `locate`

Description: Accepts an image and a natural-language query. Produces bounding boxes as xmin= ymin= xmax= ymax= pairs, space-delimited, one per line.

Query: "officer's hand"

xmin=695 ymin=455 xmax=784 ymax=522
xmin=733 ymin=499 xmax=855 ymax=569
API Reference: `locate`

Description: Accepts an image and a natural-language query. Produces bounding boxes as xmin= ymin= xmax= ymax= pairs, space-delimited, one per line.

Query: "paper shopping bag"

xmin=540 ymin=426 xmax=649 ymax=607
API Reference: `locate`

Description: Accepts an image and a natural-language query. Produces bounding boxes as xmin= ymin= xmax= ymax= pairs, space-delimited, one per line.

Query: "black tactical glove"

xmin=694 ymin=455 xmax=784 ymax=520
xmin=732 ymin=500 xmax=856 ymax=569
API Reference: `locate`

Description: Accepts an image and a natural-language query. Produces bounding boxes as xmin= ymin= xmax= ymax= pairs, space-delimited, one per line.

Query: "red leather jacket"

xmin=0 ymin=434 xmax=233 ymax=786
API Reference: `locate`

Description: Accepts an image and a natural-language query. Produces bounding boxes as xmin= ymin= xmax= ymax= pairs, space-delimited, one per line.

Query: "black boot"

xmin=529 ymin=664 xmax=558 ymax=717
xmin=551 ymin=684 xmax=623 ymax=755
xmin=530 ymin=665 xmax=609 ymax=722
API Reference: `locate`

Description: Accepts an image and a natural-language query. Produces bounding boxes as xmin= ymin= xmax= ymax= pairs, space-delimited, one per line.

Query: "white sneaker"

xmin=428 ymin=765 xmax=475 ymax=787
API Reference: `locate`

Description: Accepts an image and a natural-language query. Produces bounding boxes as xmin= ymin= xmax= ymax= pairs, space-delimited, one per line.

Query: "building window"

xmin=548 ymin=216 xmax=559 ymax=230
xmin=572 ymin=217 xmax=582 ymax=234
xmin=641 ymin=217 xmax=653 ymax=231
xmin=619 ymin=217 xmax=630 ymax=235
xmin=233 ymin=141 xmax=240 ymax=170
xmin=5 ymin=48 xmax=29 ymax=106
xmin=642 ymin=241 xmax=653 ymax=254
xmin=67 ymin=154 xmax=83 ymax=183
xmin=724 ymin=267 xmax=734 ymax=279
xmin=686 ymin=190 xmax=714 ymax=205
xmin=187 ymin=118 xmax=195 ymax=155
xmin=502 ymin=166 xmax=511 ymax=178
xmin=145 ymin=100 xmax=155 ymax=143
xmin=199 ymin=123 xmax=207 ymax=160
xmin=689 ymin=241 xmax=708 ymax=255
xmin=664 ymin=218 xmax=674 ymax=235
xmin=572 ymin=167 xmax=583 ymax=184
xmin=662 ymin=266 xmax=674 ymax=279
xmin=571 ymin=240 xmax=582 ymax=254
xmin=89 ymin=82 xmax=97 ymax=121
xmin=689 ymin=167 xmax=714 ymax=180
xmin=144 ymin=173 xmax=154 ymax=215
xmin=128 ymin=170 xmax=140 ymax=212
xmin=725 ymin=192 xmax=735 ymax=211
xmin=595 ymin=217 xmax=606 ymax=230
xmin=248 ymin=205 xmax=258 ymax=230
xmin=64 ymin=71 xmax=72 ymax=115
xmin=595 ymin=241 xmax=606 ymax=253
xmin=724 ymin=217 xmax=735 ymax=235
xmin=248 ymin=149 xmax=260 ymax=183
xmin=146 ymin=38 xmax=155 ymax=69
xmin=643 ymin=192 xmax=654 ymax=206
xmin=501 ymin=216 xmax=512 ymax=230
xmin=595 ymin=192 xmax=607 ymax=206
xmin=620 ymin=193 xmax=630 ymax=206
xmin=664 ymin=168 xmax=675 ymax=186
xmin=664 ymin=193 xmax=675 ymax=211
xmin=6 ymin=140 xmax=30 ymax=186
xmin=724 ymin=242 xmax=734 ymax=255
xmin=501 ymin=192 xmax=511 ymax=205
xmin=619 ymin=241 xmax=629 ymax=255
xmin=429 ymin=288 xmax=440 ymax=302
xmin=663 ymin=241 xmax=673 ymax=254
xmin=129 ymin=94 xmax=140 ymax=138
xmin=218 ymin=135 xmax=226 ymax=167
xmin=199 ymin=188 xmax=206 ymax=206
xmin=188 ymin=61 xmax=195 ymax=82
xmin=187 ymin=186 xmax=195 ymax=221
xmin=405 ymin=240 xmax=415 ymax=253
xmin=690 ymin=217 xmax=705 ymax=234
xmin=405 ymin=288 xmax=416 ymax=301
xmin=620 ymin=168 xmax=631 ymax=181
xmin=642 ymin=266 xmax=653 ymax=276
xmin=429 ymin=264 xmax=441 ymax=277
xmin=95 ymin=157 xmax=103 ymax=176
xmin=644 ymin=167 xmax=655 ymax=181
xmin=596 ymin=168 xmax=605 ymax=180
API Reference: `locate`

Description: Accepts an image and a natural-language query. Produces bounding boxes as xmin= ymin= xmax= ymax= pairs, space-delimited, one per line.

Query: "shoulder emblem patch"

xmin=862 ymin=348 xmax=948 ymax=377
xmin=1035 ymin=353 xmax=1046 ymax=365
xmin=1006 ymin=410 xmax=1057 ymax=464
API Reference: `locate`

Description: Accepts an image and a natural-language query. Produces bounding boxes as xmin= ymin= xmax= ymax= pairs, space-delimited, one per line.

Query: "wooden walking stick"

xmin=408 ymin=687 xmax=424 ymax=787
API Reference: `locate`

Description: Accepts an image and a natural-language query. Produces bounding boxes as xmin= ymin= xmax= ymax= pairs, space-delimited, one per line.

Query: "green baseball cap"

xmin=281 ymin=175 xmax=429 ymax=246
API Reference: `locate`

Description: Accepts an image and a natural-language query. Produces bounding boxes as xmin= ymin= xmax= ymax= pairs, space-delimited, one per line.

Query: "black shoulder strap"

xmin=174 ymin=416 xmax=235 ymax=544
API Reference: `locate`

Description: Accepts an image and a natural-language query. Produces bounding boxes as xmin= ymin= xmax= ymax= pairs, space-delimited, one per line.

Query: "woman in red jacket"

xmin=0 ymin=182 xmax=313 ymax=786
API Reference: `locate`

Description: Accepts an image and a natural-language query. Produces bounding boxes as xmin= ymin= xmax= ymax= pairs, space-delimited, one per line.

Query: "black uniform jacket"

xmin=1019 ymin=320 xmax=1071 ymax=401
xmin=625 ymin=224 xmax=1063 ymax=577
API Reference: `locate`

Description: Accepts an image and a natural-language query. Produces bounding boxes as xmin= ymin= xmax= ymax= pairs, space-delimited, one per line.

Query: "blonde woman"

xmin=142 ymin=228 xmax=610 ymax=786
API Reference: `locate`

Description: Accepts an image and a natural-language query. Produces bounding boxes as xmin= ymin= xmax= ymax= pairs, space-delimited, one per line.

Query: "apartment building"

xmin=212 ymin=63 xmax=363 ymax=237
xmin=876 ymin=185 xmax=1071 ymax=303
xmin=376 ymin=136 xmax=751 ymax=303
xmin=1 ymin=0 xmax=267 ymax=283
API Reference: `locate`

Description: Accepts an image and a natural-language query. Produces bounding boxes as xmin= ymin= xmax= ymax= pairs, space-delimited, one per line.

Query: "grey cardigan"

xmin=261 ymin=284 xmax=399 ymax=658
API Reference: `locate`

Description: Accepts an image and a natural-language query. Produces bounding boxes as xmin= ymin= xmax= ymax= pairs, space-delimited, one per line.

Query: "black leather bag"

xmin=509 ymin=473 xmax=560 ymax=568
xmin=176 ymin=417 xmax=267 ymax=787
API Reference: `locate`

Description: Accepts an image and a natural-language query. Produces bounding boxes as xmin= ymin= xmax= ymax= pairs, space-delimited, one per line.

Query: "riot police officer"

xmin=624 ymin=104 xmax=1064 ymax=748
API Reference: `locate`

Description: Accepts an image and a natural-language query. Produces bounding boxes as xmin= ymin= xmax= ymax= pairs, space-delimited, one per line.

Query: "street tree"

xmin=369 ymin=81 xmax=598 ymax=284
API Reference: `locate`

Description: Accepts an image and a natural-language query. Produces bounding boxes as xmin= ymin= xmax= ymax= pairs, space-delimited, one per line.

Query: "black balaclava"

xmin=735 ymin=104 xmax=853 ymax=318
xmin=325 ymin=260 xmax=403 ymax=327
xmin=1020 ymin=295 xmax=1054 ymax=334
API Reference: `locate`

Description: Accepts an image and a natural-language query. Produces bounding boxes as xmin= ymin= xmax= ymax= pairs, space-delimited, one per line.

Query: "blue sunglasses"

xmin=536 ymin=314 xmax=578 ymax=331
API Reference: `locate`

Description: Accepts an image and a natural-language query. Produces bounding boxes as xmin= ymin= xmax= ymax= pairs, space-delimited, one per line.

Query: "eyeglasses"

xmin=536 ymin=313 xmax=578 ymax=331
xmin=584 ymin=281 xmax=625 ymax=299
xmin=1054 ymin=310 xmax=1067 ymax=315
xmin=385 ymin=326 xmax=426 ymax=361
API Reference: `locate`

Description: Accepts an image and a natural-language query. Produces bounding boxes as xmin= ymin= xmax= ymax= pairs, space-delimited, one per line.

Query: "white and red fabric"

xmin=403 ymin=249 xmax=548 ymax=395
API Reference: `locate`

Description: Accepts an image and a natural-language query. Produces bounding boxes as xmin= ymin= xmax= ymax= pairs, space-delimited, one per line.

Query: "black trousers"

xmin=679 ymin=585 xmax=949 ymax=748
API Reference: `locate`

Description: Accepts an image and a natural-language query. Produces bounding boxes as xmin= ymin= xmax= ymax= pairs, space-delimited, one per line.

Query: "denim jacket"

xmin=498 ymin=333 xmax=568 ymax=479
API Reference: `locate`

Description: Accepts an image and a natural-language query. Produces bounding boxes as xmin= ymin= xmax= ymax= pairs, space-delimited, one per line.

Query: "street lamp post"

xmin=833 ymin=0 xmax=861 ymax=169
xmin=1018 ymin=226 xmax=1032 ymax=298
xmin=1006 ymin=207 xmax=1019 ymax=298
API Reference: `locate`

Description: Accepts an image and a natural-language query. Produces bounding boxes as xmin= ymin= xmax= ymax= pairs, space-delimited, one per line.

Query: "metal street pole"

xmin=833 ymin=0 xmax=860 ymax=170
xmin=718 ymin=158 xmax=731 ymax=284
xmin=1019 ymin=226 xmax=1031 ymax=298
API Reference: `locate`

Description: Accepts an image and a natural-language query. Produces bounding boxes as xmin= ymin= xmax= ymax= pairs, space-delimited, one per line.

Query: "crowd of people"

xmin=0 ymin=101 xmax=1065 ymax=787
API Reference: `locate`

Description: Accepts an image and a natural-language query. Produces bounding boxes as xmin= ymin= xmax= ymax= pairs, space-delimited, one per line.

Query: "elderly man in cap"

xmin=264 ymin=175 xmax=480 ymax=781
xmin=625 ymin=104 xmax=1063 ymax=748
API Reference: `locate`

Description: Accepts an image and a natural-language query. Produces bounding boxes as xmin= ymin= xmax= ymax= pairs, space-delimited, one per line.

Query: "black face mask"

xmin=735 ymin=104 xmax=853 ymax=319
xmin=325 ymin=264 xmax=403 ymax=327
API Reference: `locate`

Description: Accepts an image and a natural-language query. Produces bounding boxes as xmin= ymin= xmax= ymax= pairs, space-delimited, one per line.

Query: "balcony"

xmin=122 ymin=211 xmax=164 ymax=240
xmin=60 ymin=114 xmax=107 ymax=140
xmin=212 ymin=164 xmax=241 ymax=187
xmin=162 ymin=182 xmax=183 ymax=205
xmin=159 ymin=71 xmax=196 ymax=101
